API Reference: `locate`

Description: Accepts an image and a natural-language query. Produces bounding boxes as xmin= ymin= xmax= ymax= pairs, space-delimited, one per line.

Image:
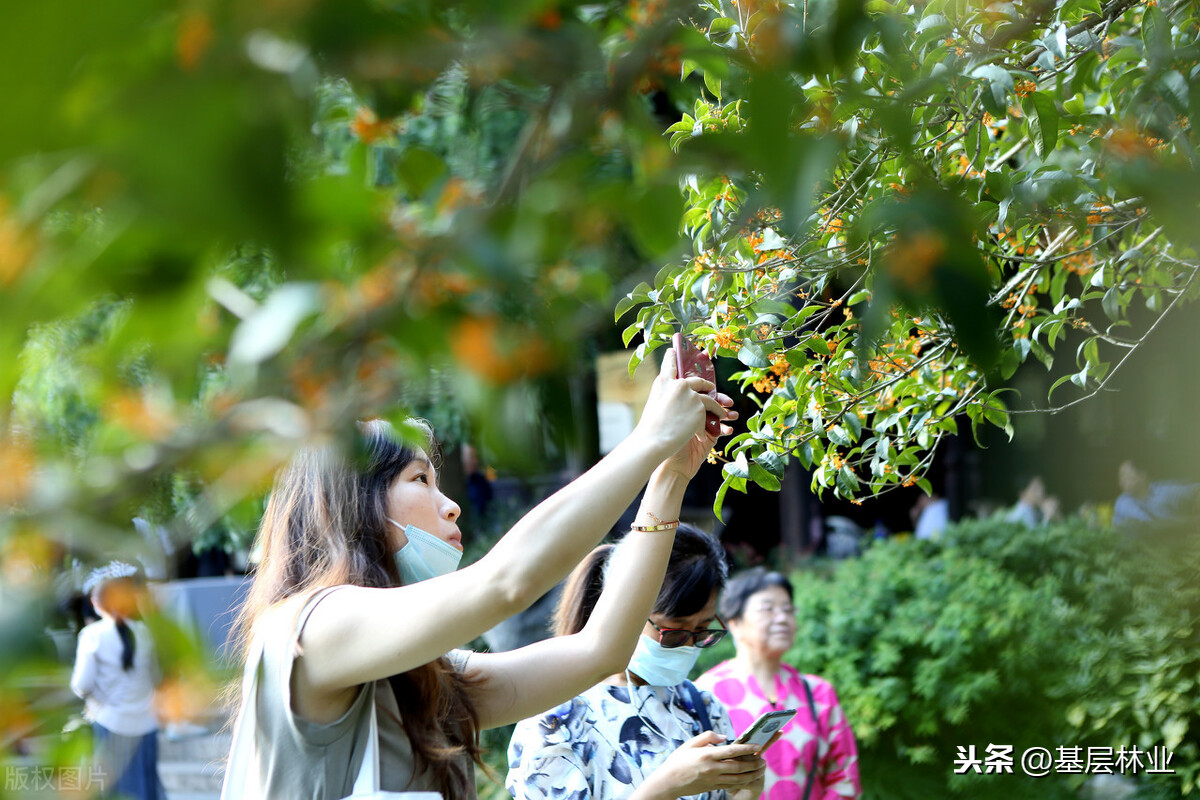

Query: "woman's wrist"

xmin=610 ymin=430 xmax=678 ymax=481
xmin=632 ymin=466 xmax=687 ymax=529
xmin=629 ymin=770 xmax=675 ymax=800
xmin=647 ymin=462 xmax=690 ymax=495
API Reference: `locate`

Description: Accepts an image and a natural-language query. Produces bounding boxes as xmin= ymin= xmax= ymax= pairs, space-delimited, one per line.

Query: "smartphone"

xmin=672 ymin=333 xmax=722 ymax=437
xmin=730 ymin=708 xmax=797 ymax=749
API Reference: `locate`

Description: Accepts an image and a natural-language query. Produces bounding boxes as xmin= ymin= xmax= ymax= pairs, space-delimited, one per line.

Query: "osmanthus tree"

xmin=617 ymin=0 xmax=1200 ymax=510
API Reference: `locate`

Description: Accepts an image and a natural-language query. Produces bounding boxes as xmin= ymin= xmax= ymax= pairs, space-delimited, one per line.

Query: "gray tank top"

xmin=220 ymin=587 xmax=477 ymax=799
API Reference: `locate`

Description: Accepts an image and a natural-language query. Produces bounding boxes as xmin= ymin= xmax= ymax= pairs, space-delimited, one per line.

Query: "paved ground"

xmin=159 ymin=726 xmax=227 ymax=800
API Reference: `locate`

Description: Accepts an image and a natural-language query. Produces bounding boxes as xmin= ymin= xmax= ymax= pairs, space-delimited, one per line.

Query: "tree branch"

xmin=1012 ymin=264 xmax=1200 ymax=415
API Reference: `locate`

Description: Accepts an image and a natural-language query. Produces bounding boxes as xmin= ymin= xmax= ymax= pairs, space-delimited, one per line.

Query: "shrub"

xmin=787 ymin=518 xmax=1199 ymax=798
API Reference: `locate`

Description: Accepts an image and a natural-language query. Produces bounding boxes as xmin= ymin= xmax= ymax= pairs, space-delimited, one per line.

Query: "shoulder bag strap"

xmin=220 ymin=636 xmax=265 ymax=800
xmin=348 ymin=682 xmax=380 ymax=796
xmin=800 ymin=677 xmax=819 ymax=800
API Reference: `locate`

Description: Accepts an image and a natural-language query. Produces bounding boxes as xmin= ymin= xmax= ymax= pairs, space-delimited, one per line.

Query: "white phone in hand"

xmin=730 ymin=708 xmax=797 ymax=749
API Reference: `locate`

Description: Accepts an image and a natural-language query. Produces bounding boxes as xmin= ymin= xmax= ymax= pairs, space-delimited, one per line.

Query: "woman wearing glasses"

xmin=694 ymin=569 xmax=861 ymax=800
xmin=507 ymin=525 xmax=768 ymax=800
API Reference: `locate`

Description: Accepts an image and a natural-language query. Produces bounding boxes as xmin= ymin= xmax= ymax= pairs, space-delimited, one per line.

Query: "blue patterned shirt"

xmin=507 ymin=680 xmax=734 ymax=800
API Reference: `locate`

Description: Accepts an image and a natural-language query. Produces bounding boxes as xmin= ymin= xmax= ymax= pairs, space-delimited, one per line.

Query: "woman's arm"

xmin=460 ymin=372 xmax=734 ymax=729
xmin=463 ymin=464 xmax=689 ymax=729
xmin=294 ymin=353 xmax=730 ymax=701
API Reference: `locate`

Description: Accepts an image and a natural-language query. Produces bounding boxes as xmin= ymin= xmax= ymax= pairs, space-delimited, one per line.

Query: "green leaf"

xmin=1157 ymin=70 xmax=1189 ymax=116
xmin=971 ymin=65 xmax=1013 ymax=114
xmin=758 ymin=449 xmax=786 ymax=479
xmin=757 ymin=228 xmax=788 ymax=250
xmin=622 ymin=319 xmax=642 ymax=347
xmin=845 ymin=410 xmax=863 ymax=440
xmin=1029 ymin=93 xmax=1059 ymax=158
xmin=983 ymin=404 xmax=1014 ymax=440
xmin=738 ymin=341 xmax=771 ymax=368
xmin=1141 ymin=5 xmax=1169 ymax=63
xmin=714 ymin=477 xmax=732 ymax=521
xmin=828 ymin=425 xmax=852 ymax=447
xmin=806 ymin=335 xmax=832 ymax=356
xmin=703 ymin=70 xmax=722 ymax=101
xmin=1048 ymin=373 xmax=1075 ymax=401
xmin=1102 ymin=287 xmax=1120 ymax=321
xmin=708 ymin=17 xmax=734 ymax=35
xmin=725 ymin=452 xmax=751 ymax=479
xmin=750 ymin=462 xmax=782 ymax=492
xmin=835 ymin=465 xmax=860 ymax=496
xmin=615 ymin=295 xmax=638 ymax=322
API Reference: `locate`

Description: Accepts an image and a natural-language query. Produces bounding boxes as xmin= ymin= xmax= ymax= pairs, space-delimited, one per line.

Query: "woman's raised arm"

xmin=294 ymin=351 xmax=730 ymax=703
xmin=450 ymin=380 xmax=735 ymax=729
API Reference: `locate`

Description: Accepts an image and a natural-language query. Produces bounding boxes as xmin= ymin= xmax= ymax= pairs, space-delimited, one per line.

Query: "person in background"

xmin=911 ymin=491 xmax=949 ymax=541
xmin=1039 ymin=494 xmax=1062 ymax=525
xmin=1006 ymin=476 xmax=1046 ymax=528
xmin=507 ymin=526 xmax=768 ymax=800
xmin=461 ymin=442 xmax=494 ymax=522
xmin=71 ymin=562 xmax=165 ymax=800
xmin=695 ymin=569 xmax=861 ymax=800
xmin=1113 ymin=460 xmax=1200 ymax=531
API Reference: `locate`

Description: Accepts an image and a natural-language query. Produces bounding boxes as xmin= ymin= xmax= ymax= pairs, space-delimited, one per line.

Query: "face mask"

xmin=388 ymin=519 xmax=463 ymax=585
xmin=626 ymin=633 xmax=701 ymax=687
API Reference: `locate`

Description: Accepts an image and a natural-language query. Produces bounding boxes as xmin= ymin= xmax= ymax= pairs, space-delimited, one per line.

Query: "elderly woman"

xmin=694 ymin=569 xmax=861 ymax=800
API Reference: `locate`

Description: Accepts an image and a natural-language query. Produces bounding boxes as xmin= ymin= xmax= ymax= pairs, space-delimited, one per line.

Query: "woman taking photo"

xmin=71 ymin=562 xmax=165 ymax=800
xmin=695 ymin=569 xmax=861 ymax=800
xmin=220 ymin=350 xmax=734 ymax=799
xmin=506 ymin=525 xmax=768 ymax=800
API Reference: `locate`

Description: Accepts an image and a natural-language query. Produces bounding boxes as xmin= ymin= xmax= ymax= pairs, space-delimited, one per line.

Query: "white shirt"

xmin=914 ymin=498 xmax=950 ymax=540
xmin=70 ymin=618 xmax=159 ymax=736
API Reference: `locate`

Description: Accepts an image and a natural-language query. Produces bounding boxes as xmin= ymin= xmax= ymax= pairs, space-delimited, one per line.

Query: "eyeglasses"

xmin=647 ymin=616 xmax=729 ymax=649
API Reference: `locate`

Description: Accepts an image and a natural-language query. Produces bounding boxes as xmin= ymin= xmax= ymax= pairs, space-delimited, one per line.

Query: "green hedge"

xmin=785 ymin=519 xmax=1199 ymax=799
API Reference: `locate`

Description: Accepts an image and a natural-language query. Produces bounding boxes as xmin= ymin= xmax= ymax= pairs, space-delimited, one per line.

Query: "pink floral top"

xmin=694 ymin=661 xmax=861 ymax=800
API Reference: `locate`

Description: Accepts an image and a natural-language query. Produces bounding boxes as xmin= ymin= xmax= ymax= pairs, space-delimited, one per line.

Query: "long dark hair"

xmin=233 ymin=419 xmax=484 ymax=797
xmin=553 ymin=524 xmax=729 ymax=637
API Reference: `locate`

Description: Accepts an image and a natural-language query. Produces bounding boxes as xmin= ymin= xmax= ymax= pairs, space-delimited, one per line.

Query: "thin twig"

xmin=1013 ymin=265 xmax=1200 ymax=414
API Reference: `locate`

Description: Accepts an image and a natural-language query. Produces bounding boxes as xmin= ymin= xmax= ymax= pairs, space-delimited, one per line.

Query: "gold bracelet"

xmin=631 ymin=520 xmax=680 ymax=532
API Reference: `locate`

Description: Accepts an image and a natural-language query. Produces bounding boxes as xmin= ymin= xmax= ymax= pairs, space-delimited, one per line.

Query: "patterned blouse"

xmin=694 ymin=662 xmax=861 ymax=800
xmin=507 ymin=680 xmax=735 ymax=800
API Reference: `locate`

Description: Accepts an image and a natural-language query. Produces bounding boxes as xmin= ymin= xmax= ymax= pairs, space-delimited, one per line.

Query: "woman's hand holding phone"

xmin=632 ymin=731 xmax=767 ymax=800
xmin=651 ymin=338 xmax=736 ymax=481
xmin=673 ymin=333 xmax=723 ymax=438
xmin=633 ymin=341 xmax=735 ymax=482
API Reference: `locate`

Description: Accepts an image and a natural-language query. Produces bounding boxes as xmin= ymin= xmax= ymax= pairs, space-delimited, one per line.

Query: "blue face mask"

xmin=388 ymin=519 xmax=463 ymax=585
xmin=627 ymin=633 xmax=701 ymax=687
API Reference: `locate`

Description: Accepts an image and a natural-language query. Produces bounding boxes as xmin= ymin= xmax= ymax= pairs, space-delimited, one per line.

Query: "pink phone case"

xmin=673 ymin=333 xmax=722 ymax=437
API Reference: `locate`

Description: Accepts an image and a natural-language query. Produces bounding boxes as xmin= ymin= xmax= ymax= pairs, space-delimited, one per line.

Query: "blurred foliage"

xmin=786 ymin=518 xmax=1200 ymax=797
xmin=618 ymin=0 xmax=1200 ymax=508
